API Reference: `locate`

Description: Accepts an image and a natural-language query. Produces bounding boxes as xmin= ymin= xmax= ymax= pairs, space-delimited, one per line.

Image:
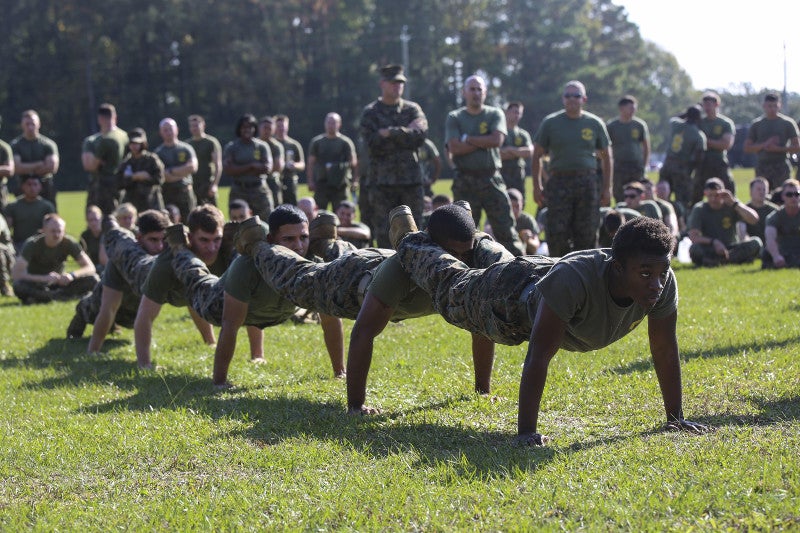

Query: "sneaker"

xmin=388 ymin=205 xmax=417 ymax=249
xmin=235 ymin=216 xmax=269 ymax=255
xmin=165 ymin=224 xmax=190 ymax=250
xmin=67 ymin=313 xmax=87 ymax=339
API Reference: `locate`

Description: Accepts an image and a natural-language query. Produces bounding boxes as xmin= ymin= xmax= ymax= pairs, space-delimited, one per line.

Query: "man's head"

xmin=21 ymin=110 xmax=41 ymax=139
xmin=335 ymin=200 xmax=357 ymax=227
xmin=86 ymin=205 xmax=102 ymax=234
xmin=41 ymin=214 xmax=66 ymax=247
xmin=781 ymin=178 xmax=800 ymax=210
xmin=128 ymin=127 xmax=148 ymax=151
xmin=136 ymin=209 xmax=170 ymax=255
xmin=656 ymin=180 xmax=672 ymax=201
xmin=642 ymin=178 xmax=656 ymax=200
xmin=702 ymin=177 xmax=726 ymax=208
xmin=186 ymin=205 xmax=225 ymax=264
xmin=379 ymin=64 xmax=406 ymax=104
xmin=188 ymin=114 xmax=205 ymax=138
xmin=623 ymin=181 xmax=645 ymax=209
xmin=431 ymin=194 xmax=452 ymax=210
xmin=763 ymin=92 xmax=781 ymax=118
xmin=228 ymin=199 xmax=252 ymax=223
xmin=602 ymin=209 xmax=626 ymax=239
xmin=562 ymin=81 xmax=587 ymax=114
xmin=159 ymin=118 xmax=178 ymax=145
xmin=235 ymin=114 xmax=258 ymax=140
xmin=275 ymin=114 xmax=289 ymax=139
xmin=507 ymin=188 xmax=524 ymax=219
xmin=427 ymin=204 xmax=477 ymax=263
xmin=701 ymin=91 xmax=720 ymax=116
xmin=505 ymin=102 xmax=524 ymax=128
xmin=258 ymin=115 xmax=274 ymax=140
xmin=324 ymin=112 xmax=341 ymax=136
xmin=267 ymin=204 xmax=309 ymax=256
xmin=618 ymin=95 xmax=637 ymax=120
xmin=114 ymin=203 xmax=138 ymax=230
xmin=165 ymin=204 xmax=181 ymax=224
xmin=463 ymin=75 xmax=487 ymax=110
xmin=749 ymin=177 xmax=770 ymax=204
xmin=97 ymin=103 xmax=117 ymax=131
xmin=611 ymin=217 xmax=675 ymax=310
xmin=297 ymin=197 xmax=318 ymax=222
xmin=680 ymin=105 xmax=702 ymax=124
xmin=20 ymin=175 xmax=42 ymax=200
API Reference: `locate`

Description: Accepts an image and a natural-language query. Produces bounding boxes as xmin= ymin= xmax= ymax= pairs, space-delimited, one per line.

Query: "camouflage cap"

xmin=128 ymin=128 xmax=147 ymax=144
xmin=380 ymin=64 xmax=407 ymax=83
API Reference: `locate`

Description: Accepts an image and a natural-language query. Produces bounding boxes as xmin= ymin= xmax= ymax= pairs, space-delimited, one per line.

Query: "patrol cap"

xmin=679 ymin=104 xmax=702 ymax=120
xmin=701 ymin=91 xmax=720 ymax=103
xmin=380 ymin=64 xmax=407 ymax=83
xmin=703 ymin=177 xmax=725 ymax=190
xmin=128 ymin=128 xmax=147 ymax=144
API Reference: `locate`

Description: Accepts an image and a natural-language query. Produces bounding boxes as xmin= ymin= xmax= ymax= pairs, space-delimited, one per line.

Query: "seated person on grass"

xmin=616 ymin=181 xmax=662 ymax=221
xmin=167 ymin=204 xmax=347 ymax=386
xmin=12 ymin=213 xmax=98 ymax=304
xmin=642 ymin=178 xmax=679 ymax=239
xmin=232 ymin=203 xmax=514 ymax=412
xmin=763 ymin=179 xmax=800 ymax=269
xmin=80 ymin=205 xmax=106 ymax=272
xmin=737 ymin=177 xmax=778 ymax=245
xmin=507 ymin=188 xmax=540 ymax=254
xmin=5 ymin=174 xmax=55 ymax=251
xmin=389 ymin=209 xmax=709 ymax=445
xmin=687 ymin=177 xmax=762 ymax=267
xmin=335 ymin=200 xmax=371 ymax=249
xmin=66 ymin=210 xmax=170 ymax=354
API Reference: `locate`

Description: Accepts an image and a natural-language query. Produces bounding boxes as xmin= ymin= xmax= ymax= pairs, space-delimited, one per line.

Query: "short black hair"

xmin=228 ymin=199 xmax=250 ymax=212
xmin=235 ymin=114 xmax=258 ymax=138
xmin=268 ymin=204 xmax=308 ymax=235
xmin=137 ymin=209 xmax=170 ymax=235
xmin=428 ymin=204 xmax=475 ymax=245
xmin=612 ymin=217 xmax=674 ymax=264
xmin=603 ymin=209 xmax=626 ymax=236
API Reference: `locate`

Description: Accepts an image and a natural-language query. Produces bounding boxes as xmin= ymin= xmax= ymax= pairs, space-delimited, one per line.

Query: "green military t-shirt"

xmin=6 ymin=197 xmax=56 ymax=244
xmin=665 ymin=119 xmax=707 ymax=165
xmin=223 ymin=138 xmax=272 ymax=182
xmin=766 ymin=207 xmax=800 ymax=256
xmin=95 ymin=128 xmax=129 ymax=182
xmin=744 ymin=201 xmax=778 ymax=241
xmin=142 ymin=248 xmax=226 ymax=307
xmin=21 ymin=234 xmax=83 ymax=275
xmin=279 ymin=136 xmax=305 ymax=182
xmin=606 ymin=117 xmax=649 ymax=165
xmin=533 ymin=110 xmax=610 ymax=172
xmin=747 ymin=113 xmax=800 ymax=165
xmin=699 ymin=114 xmax=735 ymax=165
xmin=222 ymin=255 xmax=297 ymax=327
xmin=367 ymin=254 xmax=435 ymax=321
xmin=11 ymin=135 xmax=59 ymax=179
xmin=185 ymin=135 xmax=221 ymax=185
xmin=501 ymin=126 xmax=533 ymax=171
xmin=80 ymin=229 xmax=102 ymax=266
xmin=446 ymin=106 xmax=507 ymax=171
xmin=688 ymin=202 xmax=742 ymax=246
xmin=155 ymin=141 xmax=197 ymax=186
xmin=532 ymin=249 xmax=678 ymax=353
xmin=616 ymin=200 xmax=662 ymax=221
xmin=307 ymin=134 xmax=356 ymax=186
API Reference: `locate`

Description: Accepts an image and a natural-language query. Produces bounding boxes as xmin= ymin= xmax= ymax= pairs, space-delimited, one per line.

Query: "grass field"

xmin=1 ymin=172 xmax=799 ymax=530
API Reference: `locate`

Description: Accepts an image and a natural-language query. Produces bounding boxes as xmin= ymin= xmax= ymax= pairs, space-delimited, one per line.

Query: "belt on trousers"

xmin=356 ymin=271 xmax=373 ymax=305
xmin=549 ymin=168 xmax=596 ymax=178
xmin=234 ymin=179 xmax=264 ymax=189
xmin=457 ymin=169 xmax=497 ymax=179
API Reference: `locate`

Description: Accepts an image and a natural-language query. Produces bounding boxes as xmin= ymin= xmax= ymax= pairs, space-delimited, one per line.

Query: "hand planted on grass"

xmin=347 ymin=405 xmax=381 ymax=416
xmin=515 ymin=432 xmax=550 ymax=447
xmin=665 ymin=419 xmax=710 ymax=434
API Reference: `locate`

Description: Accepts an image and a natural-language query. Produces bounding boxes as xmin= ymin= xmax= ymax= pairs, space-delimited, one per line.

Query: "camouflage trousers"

xmin=756 ymin=160 xmax=792 ymax=190
xmin=103 ymin=228 xmax=158 ymax=293
xmin=369 ymin=184 xmax=425 ymax=249
xmin=193 ymin=180 xmax=218 ymax=207
xmin=73 ymin=282 xmax=139 ymax=329
xmin=282 ymin=174 xmax=298 ymax=206
xmin=761 ymin=249 xmax=800 ymax=269
xmin=395 ymin=232 xmax=556 ymax=345
xmin=612 ymin=161 xmax=646 ymax=203
xmin=544 ymin=173 xmax=599 ymax=257
xmin=162 ymin=183 xmax=197 ymax=223
xmin=452 ymin=171 xmax=524 ymax=256
xmin=14 ymin=275 xmax=98 ymax=304
xmin=314 ymin=183 xmax=348 ymax=213
xmin=87 ymin=179 xmax=121 ymax=215
xmin=659 ymin=159 xmax=693 ymax=213
xmin=170 ymin=248 xmax=226 ymax=326
xmin=267 ymin=174 xmax=283 ymax=207
xmin=0 ymin=242 xmax=14 ymax=287
xmin=500 ymin=166 xmax=527 ymax=198
xmin=695 ymin=159 xmax=735 ymax=203
xmin=230 ymin=179 xmax=274 ymax=221
xmin=689 ymin=238 xmax=763 ymax=266
xmin=252 ymin=242 xmax=394 ymax=320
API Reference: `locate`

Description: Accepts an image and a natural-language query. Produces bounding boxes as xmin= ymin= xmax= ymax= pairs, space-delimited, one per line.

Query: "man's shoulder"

xmin=580 ymin=110 xmax=606 ymax=126
xmin=542 ymin=109 xmax=567 ymax=123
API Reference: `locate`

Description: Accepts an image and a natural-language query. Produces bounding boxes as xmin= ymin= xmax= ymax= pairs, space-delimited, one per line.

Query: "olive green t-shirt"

xmin=155 ymin=141 xmax=197 ymax=186
xmin=445 ymin=106 xmax=507 ymax=171
xmin=766 ymin=207 xmax=800 ymax=256
xmin=185 ymin=135 xmax=221 ymax=185
xmin=279 ymin=136 xmax=305 ymax=181
xmin=142 ymin=248 xmax=226 ymax=306
xmin=606 ymin=117 xmax=649 ymax=165
xmin=532 ymin=249 xmax=678 ymax=353
xmin=223 ymin=138 xmax=272 ymax=182
xmin=616 ymin=200 xmax=662 ymax=221
xmin=95 ymin=128 xmax=129 ymax=180
xmin=665 ymin=119 xmax=707 ymax=165
xmin=6 ymin=196 xmax=56 ymax=245
xmin=308 ymin=134 xmax=355 ymax=186
xmin=501 ymin=126 xmax=532 ymax=171
xmin=699 ymin=114 xmax=734 ymax=165
xmin=222 ymin=255 xmax=297 ymax=327
xmin=747 ymin=113 xmax=800 ymax=165
xmin=21 ymin=234 xmax=83 ymax=275
xmin=102 ymin=261 xmax=143 ymax=318
xmin=688 ymin=202 xmax=742 ymax=246
xmin=533 ymin=110 xmax=610 ymax=172
xmin=11 ymin=135 xmax=59 ymax=179
xmin=744 ymin=201 xmax=778 ymax=241
xmin=367 ymin=254 xmax=435 ymax=321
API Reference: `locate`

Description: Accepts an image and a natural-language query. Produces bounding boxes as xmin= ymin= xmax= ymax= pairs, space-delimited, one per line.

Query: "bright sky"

xmin=618 ymin=0 xmax=799 ymax=93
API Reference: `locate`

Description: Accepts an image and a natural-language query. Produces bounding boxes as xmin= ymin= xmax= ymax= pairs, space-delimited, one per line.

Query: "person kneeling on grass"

xmin=390 ymin=208 xmax=709 ymax=445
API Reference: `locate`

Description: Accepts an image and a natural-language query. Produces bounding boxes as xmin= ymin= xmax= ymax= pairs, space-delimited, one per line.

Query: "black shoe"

xmin=67 ymin=313 xmax=87 ymax=339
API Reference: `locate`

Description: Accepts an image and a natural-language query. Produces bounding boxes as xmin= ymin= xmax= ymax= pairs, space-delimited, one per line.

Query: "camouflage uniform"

xmin=186 ymin=134 xmax=222 ymax=207
xmin=0 ymin=213 xmax=14 ymax=294
xmin=265 ymin=137 xmax=285 ymax=206
xmin=279 ymin=136 xmax=304 ymax=206
xmin=360 ymin=98 xmax=427 ymax=248
xmin=102 ymin=227 xmax=159 ymax=293
xmin=72 ymin=269 xmax=140 ymax=331
xmin=170 ymin=249 xmax=227 ymax=326
xmin=0 ymin=138 xmax=14 ymax=215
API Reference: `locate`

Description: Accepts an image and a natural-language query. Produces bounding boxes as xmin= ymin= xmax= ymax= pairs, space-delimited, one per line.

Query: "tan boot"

xmin=235 ymin=216 xmax=269 ymax=256
xmin=388 ymin=205 xmax=417 ymax=249
xmin=308 ymin=212 xmax=339 ymax=258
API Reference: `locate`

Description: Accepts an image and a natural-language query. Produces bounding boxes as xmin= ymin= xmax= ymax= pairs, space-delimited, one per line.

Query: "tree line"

xmin=1 ymin=0 xmax=797 ymax=190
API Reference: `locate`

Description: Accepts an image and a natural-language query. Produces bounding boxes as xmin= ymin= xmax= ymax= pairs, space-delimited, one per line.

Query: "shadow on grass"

xmin=2 ymin=337 xmax=130 ymax=374
xmin=609 ymin=334 xmax=800 ymax=375
xmin=696 ymin=394 xmax=800 ymax=428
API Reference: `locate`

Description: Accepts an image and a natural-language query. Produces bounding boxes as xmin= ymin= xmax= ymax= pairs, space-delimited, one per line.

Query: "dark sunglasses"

xmin=624 ymin=193 xmax=639 ymax=199
xmin=563 ymin=93 xmax=583 ymax=99
xmin=784 ymin=191 xmax=800 ymax=198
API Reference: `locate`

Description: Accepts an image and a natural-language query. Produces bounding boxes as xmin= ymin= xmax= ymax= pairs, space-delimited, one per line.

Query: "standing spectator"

xmin=763 ymin=179 xmax=800 ymax=268
xmin=82 ymin=103 xmax=129 ymax=214
xmin=606 ymin=95 xmax=650 ymax=203
xmin=118 ymin=128 xmax=165 ymax=212
xmin=532 ymin=80 xmax=612 ymax=257
xmin=447 ymin=75 xmax=524 ymax=256
xmin=258 ymin=115 xmax=285 ymax=206
xmin=0 ymin=114 xmax=14 ymax=214
xmin=155 ymin=118 xmax=198 ymax=222
xmin=185 ymin=115 xmax=222 ymax=207
xmin=417 ymin=138 xmax=441 ymax=198
xmin=695 ymin=91 xmax=736 ymax=201
xmin=688 ymin=178 xmax=761 ymax=267
xmin=12 ymin=214 xmax=98 ymax=304
xmin=275 ymin=114 xmax=305 ymax=206
xmin=500 ymin=102 xmax=534 ymax=199
xmin=737 ymin=176 xmax=778 ymax=244
xmin=307 ymin=113 xmax=358 ymax=211
xmin=223 ymin=114 xmax=273 ymax=220
xmin=5 ymin=175 xmax=55 ymax=250
xmin=656 ymin=179 xmax=686 ymax=233
xmin=360 ymin=64 xmax=427 ymax=248
xmin=743 ymin=92 xmax=800 ymax=189
xmin=11 ymin=110 xmax=59 ymax=209
xmin=335 ymin=200 xmax=371 ymax=249
xmin=659 ymin=105 xmax=706 ymax=213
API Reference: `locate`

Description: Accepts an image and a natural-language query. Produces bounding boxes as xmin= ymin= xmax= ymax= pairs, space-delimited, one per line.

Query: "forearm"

xmin=212 ymin=325 xmax=238 ymax=385
xmin=134 ymin=317 xmax=154 ymax=368
xmin=346 ymin=326 xmax=375 ymax=410
xmin=189 ymin=307 xmax=216 ymax=345
xmin=320 ymin=313 xmax=345 ymax=376
xmin=471 ymin=333 xmax=495 ymax=394
xmin=246 ymin=326 xmax=264 ymax=359
xmin=87 ymin=296 xmax=120 ymax=353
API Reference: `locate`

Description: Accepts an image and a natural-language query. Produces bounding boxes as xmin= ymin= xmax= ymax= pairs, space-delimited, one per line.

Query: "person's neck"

xmin=565 ymin=108 xmax=583 ymax=119
xmin=607 ymin=267 xmax=633 ymax=307
xmin=23 ymin=132 xmax=37 ymax=141
xmin=750 ymin=198 xmax=765 ymax=208
xmin=466 ymin=104 xmax=484 ymax=115
xmin=785 ymin=204 xmax=800 ymax=216
xmin=381 ymin=96 xmax=400 ymax=106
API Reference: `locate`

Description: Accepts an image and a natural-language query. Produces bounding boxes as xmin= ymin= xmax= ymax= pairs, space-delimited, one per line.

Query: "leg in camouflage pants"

xmin=544 ymin=174 xmax=599 ymax=258
xmin=756 ymin=160 xmax=792 ymax=191
xmin=369 ymin=185 xmax=425 ymax=249
xmin=251 ymin=242 xmax=394 ymax=319
xmin=689 ymin=237 xmax=763 ymax=266
xmin=103 ymin=228 xmax=158 ymax=294
xmin=170 ymin=248 xmax=225 ymax=326
xmin=395 ymin=232 xmax=557 ymax=346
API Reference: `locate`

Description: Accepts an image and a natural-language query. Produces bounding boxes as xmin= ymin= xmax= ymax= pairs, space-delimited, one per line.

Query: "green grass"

xmin=2 ymin=172 xmax=798 ymax=530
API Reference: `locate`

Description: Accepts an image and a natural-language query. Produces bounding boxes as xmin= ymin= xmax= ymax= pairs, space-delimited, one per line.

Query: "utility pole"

xmin=400 ymin=25 xmax=411 ymax=99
